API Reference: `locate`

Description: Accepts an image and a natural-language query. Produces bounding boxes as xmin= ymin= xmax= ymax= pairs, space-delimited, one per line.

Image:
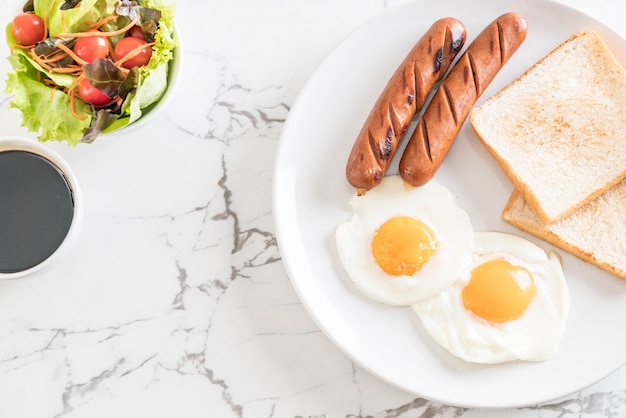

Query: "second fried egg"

xmin=412 ymin=231 xmax=570 ymax=364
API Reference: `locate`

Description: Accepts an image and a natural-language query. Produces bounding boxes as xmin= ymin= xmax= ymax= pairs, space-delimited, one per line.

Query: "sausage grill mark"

xmin=451 ymin=36 xmax=464 ymax=54
xmin=421 ymin=119 xmax=432 ymax=162
xmin=442 ymin=84 xmax=457 ymax=125
xmin=496 ymin=22 xmax=505 ymax=65
xmin=412 ymin=62 xmax=425 ymax=111
xmin=434 ymin=47 xmax=444 ymax=72
xmin=467 ymin=52 xmax=480 ymax=95
xmin=382 ymin=126 xmax=393 ymax=160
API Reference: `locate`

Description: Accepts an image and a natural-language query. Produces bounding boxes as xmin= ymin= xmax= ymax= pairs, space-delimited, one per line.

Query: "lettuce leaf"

xmin=36 ymin=0 xmax=118 ymax=36
xmin=5 ymin=24 xmax=77 ymax=88
xmin=5 ymin=54 xmax=93 ymax=145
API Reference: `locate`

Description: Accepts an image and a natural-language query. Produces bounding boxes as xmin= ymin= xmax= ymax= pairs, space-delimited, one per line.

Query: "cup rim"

xmin=0 ymin=136 xmax=83 ymax=279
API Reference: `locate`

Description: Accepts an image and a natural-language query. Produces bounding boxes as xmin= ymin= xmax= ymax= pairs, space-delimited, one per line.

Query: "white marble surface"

xmin=1 ymin=0 xmax=626 ymax=416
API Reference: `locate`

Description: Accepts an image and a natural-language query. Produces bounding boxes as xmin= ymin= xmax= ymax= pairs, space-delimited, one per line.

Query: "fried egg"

xmin=412 ymin=231 xmax=570 ymax=364
xmin=335 ymin=175 xmax=474 ymax=306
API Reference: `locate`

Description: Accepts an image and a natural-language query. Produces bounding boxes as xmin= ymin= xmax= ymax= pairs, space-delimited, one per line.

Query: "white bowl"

xmin=0 ymin=136 xmax=83 ymax=279
xmin=1 ymin=1 xmax=182 ymax=143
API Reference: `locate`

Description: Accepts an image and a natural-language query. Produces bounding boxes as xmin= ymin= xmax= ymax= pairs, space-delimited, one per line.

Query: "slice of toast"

xmin=470 ymin=31 xmax=626 ymax=224
xmin=502 ymin=182 xmax=626 ymax=281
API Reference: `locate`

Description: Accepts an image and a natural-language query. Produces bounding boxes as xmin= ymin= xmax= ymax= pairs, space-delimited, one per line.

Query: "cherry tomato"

xmin=73 ymin=31 xmax=110 ymax=64
xmin=12 ymin=13 xmax=46 ymax=46
xmin=78 ymin=79 xmax=113 ymax=106
xmin=114 ymin=37 xmax=152 ymax=69
xmin=128 ymin=25 xmax=145 ymax=40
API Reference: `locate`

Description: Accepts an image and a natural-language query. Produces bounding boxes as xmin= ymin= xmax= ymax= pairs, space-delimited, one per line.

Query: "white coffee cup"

xmin=0 ymin=136 xmax=83 ymax=279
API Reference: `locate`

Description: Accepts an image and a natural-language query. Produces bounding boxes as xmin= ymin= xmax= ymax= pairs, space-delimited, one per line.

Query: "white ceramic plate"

xmin=273 ymin=0 xmax=626 ymax=408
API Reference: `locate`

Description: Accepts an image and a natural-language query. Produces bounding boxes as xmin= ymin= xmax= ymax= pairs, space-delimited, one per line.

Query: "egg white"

xmin=335 ymin=175 xmax=474 ymax=306
xmin=412 ymin=231 xmax=570 ymax=364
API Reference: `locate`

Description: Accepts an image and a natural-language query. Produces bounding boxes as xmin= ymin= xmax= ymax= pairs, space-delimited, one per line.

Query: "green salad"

xmin=5 ymin=0 xmax=176 ymax=144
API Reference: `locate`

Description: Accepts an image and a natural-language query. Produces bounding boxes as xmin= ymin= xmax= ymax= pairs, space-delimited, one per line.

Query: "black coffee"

xmin=0 ymin=150 xmax=75 ymax=273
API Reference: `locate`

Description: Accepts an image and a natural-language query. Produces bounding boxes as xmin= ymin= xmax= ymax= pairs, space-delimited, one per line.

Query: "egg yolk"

xmin=371 ymin=216 xmax=439 ymax=276
xmin=462 ymin=259 xmax=536 ymax=323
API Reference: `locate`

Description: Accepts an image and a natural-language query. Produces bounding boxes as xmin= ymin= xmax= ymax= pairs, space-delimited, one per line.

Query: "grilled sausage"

xmin=346 ymin=18 xmax=467 ymax=195
xmin=399 ymin=12 xmax=528 ymax=187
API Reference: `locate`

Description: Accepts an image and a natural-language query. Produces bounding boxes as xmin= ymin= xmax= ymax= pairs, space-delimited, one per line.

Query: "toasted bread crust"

xmin=502 ymin=189 xmax=626 ymax=281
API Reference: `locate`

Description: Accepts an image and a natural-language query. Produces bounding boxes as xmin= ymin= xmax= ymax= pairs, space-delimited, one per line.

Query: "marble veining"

xmin=0 ymin=0 xmax=625 ymax=417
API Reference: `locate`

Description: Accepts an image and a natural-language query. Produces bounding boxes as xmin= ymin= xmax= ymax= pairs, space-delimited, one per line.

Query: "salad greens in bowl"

xmin=5 ymin=0 xmax=178 ymax=145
